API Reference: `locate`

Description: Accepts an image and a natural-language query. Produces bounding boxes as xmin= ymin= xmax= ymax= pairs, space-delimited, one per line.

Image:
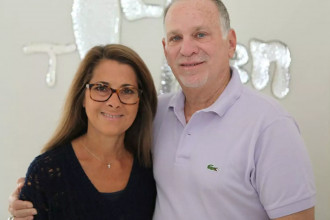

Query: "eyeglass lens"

xmin=89 ymin=84 xmax=139 ymax=104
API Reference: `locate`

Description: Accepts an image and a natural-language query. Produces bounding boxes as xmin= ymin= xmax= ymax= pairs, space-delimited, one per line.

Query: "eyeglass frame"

xmin=85 ymin=83 xmax=143 ymax=105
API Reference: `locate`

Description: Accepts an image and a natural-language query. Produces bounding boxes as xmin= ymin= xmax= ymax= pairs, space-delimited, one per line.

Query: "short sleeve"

xmin=254 ymin=116 xmax=316 ymax=218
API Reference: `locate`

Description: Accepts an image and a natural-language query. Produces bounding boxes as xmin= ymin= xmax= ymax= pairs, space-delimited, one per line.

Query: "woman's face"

xmin=84 ymin=59 xmax=140 ymax=138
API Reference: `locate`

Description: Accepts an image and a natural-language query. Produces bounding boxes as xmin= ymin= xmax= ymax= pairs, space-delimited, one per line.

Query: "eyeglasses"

xmin=86 ymin=83 xmax=142 ymax=105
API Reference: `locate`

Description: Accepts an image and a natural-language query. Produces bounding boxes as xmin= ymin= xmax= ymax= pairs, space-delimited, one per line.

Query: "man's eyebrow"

xmin=166 ymin=26 xmax=206 ymax=35
xmin=166 ymin=30 xmax=180 ymax=36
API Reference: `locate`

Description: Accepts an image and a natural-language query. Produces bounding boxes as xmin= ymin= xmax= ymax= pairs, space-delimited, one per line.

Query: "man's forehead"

xmin=164 ymin=2 xmax=220 ymax=35
xmin=164 ymin=0 xmax=218 ymax=24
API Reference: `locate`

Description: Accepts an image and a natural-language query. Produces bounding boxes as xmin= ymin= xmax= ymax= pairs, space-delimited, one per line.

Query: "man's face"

xmin=162 ymin=0 xmax=236 ymax=89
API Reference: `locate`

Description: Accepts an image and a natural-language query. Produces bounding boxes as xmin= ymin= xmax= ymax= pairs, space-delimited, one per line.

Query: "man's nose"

xmin=180 ymin=37 xmax=198 ymax=56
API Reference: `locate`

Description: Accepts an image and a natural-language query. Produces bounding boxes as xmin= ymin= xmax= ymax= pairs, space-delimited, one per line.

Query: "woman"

xmin=9 ymin=44 xmax=157 ymax=219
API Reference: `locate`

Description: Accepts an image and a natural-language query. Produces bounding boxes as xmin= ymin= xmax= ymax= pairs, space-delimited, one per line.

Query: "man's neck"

xmin=183 ymin=71 xmax=231 ymax=122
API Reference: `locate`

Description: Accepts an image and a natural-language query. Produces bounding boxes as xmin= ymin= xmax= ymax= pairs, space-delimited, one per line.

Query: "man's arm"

xmin=8 ymin=178 xmax=37 ymax=219
xmin=273 ymin=207 xmax=314 ymax=220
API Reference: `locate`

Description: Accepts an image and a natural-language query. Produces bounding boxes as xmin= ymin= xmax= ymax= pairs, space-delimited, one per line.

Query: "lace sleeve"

xmin=19 ymin=154 xmax=62 ymax=219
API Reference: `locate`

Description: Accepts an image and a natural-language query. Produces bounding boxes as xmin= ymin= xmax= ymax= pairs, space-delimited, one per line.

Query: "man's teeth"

xmin=102 ymin=112 xmax=121 ymax=118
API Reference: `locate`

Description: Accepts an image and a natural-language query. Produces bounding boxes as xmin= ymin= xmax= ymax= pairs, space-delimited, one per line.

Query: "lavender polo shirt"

xmin=152 ymin=68 xmax=315 ymax=220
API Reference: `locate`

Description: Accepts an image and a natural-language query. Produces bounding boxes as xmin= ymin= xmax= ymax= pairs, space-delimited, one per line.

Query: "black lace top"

xmin=19 ymin=143 xmax=156 ymax=219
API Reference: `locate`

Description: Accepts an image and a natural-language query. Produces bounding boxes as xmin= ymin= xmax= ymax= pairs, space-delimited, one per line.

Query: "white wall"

xmin=1 ymin=0 xmax=329 ymax=219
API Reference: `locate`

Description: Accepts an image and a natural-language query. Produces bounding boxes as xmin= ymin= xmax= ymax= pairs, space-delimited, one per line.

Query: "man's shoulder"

xmin=154 ymin=92 xmax=178 ymax=127
xmin=157 ymin=92 xmax=176 ymax=106
xmin=240 ymin=86 xmax=290 ymax=117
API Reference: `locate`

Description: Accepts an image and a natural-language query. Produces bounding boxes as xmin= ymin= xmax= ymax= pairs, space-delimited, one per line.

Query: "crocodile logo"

xmin=207 ymin=164 xmax=219 ymax=172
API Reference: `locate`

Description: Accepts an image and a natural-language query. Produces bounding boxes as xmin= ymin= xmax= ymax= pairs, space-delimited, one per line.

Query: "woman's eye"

xmin=94 ymin=85 xmax=108 ymax=92
xmin=121 ymin=88 xmax=135 ymax=95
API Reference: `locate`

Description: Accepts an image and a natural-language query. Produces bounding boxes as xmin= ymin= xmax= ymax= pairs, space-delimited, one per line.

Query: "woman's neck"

xmin=82 ymin=132 xmax=128 ymax=160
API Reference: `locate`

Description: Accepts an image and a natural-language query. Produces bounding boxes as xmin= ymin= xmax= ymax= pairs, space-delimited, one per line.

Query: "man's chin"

xmin=180 ymin=77 xmax=208 ymax=89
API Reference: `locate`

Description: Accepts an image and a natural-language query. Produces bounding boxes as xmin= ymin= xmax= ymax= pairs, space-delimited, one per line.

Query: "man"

xmin=9 ymin=0 xmax=316 ymax=219
xmin=152 ymin=0 xmax=315 ymax=219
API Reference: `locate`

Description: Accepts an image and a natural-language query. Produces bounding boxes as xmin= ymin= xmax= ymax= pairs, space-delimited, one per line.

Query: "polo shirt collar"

xmin=168 ymin=67 xmax=243 ymax=118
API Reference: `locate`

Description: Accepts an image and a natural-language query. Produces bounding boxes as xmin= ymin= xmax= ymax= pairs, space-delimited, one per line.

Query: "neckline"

xmin=67 ymin=142 xmax=136 ymax=195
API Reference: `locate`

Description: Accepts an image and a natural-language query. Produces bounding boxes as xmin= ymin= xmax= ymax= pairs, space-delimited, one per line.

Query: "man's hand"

xmin=8 ymin=178 xmax=37 ymax=220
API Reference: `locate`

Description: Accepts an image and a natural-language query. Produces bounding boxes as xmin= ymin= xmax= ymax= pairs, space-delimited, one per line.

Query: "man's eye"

xmin=196 ymin=32 xmax=206 ymax=38
xmin=169 ymin=36 xmax=181 ymax=42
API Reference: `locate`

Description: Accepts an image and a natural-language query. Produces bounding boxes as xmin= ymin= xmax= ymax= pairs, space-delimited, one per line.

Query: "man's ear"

xmin=162 ymin=38 xmax=168 ymax=58
xmin=227 ymin=29 xmax=237 ymax=59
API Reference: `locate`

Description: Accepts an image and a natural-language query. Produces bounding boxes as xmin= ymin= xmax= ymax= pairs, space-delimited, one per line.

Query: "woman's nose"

xmin=106 ymin=92 xmax=121 ymax=108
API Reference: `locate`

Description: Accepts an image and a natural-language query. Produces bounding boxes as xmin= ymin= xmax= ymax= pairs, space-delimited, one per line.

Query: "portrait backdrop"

xmin=0 ymin=0 xmax=329 ymax=219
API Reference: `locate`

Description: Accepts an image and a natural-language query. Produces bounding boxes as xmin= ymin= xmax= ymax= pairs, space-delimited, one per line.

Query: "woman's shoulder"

xmin=35 ymin=142 xmax=70 ymax=161
xmin=26 ymin=143 xmax=72 ymax=177
xmin=130 ymin=158 xmax=155 ymax=186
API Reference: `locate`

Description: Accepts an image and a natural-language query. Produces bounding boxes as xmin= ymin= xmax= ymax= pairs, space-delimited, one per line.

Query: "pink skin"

xmin=162 ymin=0 xmax=236 ymax=92
xmin=84 ymin=59 xmax=139 ymax=139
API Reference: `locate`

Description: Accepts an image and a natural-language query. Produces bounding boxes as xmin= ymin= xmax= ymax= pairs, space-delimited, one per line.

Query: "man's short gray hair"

xmin=163 ymin=0 xmax=231 ymax=38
